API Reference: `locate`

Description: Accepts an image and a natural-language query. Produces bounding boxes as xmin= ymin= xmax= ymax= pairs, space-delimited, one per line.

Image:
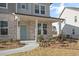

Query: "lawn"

xmin=8 ymin=47 xmax=79 ymax=56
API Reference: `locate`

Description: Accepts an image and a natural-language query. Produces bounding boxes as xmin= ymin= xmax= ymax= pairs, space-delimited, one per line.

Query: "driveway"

xmin=0 ymin=41 xmax=39 ymax=56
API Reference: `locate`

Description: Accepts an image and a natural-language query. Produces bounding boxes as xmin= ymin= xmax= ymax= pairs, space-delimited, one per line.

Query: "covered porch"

xmin=16 ymin=14 xmax=59 ymax=41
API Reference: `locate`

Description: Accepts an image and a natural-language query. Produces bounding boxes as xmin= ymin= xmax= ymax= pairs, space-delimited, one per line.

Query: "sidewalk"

xmin=0 ymin=41 xmax=39 ymax=56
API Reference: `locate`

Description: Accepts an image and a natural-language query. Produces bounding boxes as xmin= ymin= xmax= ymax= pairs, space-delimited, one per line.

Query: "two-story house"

xmin=0 ymin=3 xmax=63 ymax=41
xmin=59 ymin=7 xmax=79 ymax=39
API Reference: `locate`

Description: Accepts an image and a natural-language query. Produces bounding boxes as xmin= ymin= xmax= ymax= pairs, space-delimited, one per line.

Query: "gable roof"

xmin=59 ymin=7 xmax=79 ymax=18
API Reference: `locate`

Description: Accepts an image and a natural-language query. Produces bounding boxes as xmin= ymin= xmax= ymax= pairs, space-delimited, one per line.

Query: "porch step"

xmin=20 ymin=40 xmax=37 ymax=44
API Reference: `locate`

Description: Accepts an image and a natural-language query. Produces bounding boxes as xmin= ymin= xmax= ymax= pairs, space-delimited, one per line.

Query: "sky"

xmin=50 ymin=3 xmax=79 ymax=17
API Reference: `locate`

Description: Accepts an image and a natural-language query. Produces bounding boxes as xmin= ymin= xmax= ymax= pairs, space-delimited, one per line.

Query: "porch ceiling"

xmin=17 ymin=14 xmax=63 ymax=23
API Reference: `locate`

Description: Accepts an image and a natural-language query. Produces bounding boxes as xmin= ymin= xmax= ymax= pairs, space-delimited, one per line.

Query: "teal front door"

xmin=20 ymin=25 xmax=27 ymax=40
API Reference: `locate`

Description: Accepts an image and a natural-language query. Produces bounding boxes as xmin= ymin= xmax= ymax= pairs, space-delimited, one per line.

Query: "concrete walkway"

xmin=0 ymin=41 xmax=39 ymax=56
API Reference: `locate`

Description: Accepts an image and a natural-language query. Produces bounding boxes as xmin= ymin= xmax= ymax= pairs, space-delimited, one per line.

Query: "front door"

xmin=20 ymin=25 xmax=27 ymax=40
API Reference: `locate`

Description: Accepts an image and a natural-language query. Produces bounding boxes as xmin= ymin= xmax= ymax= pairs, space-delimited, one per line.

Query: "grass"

xmin=8 ymin=47 xmax=79 ymax=56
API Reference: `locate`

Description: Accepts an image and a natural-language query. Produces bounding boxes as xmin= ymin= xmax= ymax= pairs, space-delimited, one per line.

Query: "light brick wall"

xmin=20 ymin=20 xmax=52 ymax=40
xmin=19 ymin=15 xmax=53 ymax=40
xmin=0 ymin=14 xmax=17 ymax=40
xmin=0 ymin=14 xmax=53 ymax=40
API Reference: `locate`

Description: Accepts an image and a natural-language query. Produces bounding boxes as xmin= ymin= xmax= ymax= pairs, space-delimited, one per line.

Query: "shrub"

xmin=37 ymin=35 xmax=44 ymax=42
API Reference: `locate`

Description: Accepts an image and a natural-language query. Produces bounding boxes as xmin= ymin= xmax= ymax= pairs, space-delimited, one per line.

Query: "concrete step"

xmin=20 ymin=40 xmax=37 ymax=44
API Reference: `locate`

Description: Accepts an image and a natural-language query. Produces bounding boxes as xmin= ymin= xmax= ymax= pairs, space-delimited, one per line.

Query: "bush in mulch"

xmin=37 ymin=35 xmax=79 ymax=49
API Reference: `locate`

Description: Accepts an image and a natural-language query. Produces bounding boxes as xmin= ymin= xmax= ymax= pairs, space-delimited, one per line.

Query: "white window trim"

xmin=16 ymin=3 xmax=17 ymax=13
xmin=35 ymin=4 xmax=39 ymax=14
xmin=0 ymin=3 xmax=8 ymax=9
xmin=40 ymin=5 xmax=45 ymax=14
xmin=38 ymin=23 xmax=47 ymax=35
xmin=34 ymin=4 xmax=46 ymax=15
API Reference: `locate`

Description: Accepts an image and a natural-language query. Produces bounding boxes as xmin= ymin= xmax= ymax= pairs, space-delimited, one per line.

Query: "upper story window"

xmin=0 ymin=21 xmax=8 ymax=35
xmin=21 ymin=4 xmax=26 ymax=9
xmin=41 ymin=6 xmax=45 ymax=14
xmin=17 ymin=3 xmax=28 ymax=10
xmin=0 ymin=3 xmax=8 ymax=9
xmin=35 ymin=5 xmax=39 ymax=14
xmin=74 ymin=16 xmax=77 ymax=22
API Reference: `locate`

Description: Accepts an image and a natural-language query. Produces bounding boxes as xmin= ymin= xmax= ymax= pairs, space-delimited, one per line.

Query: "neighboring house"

xmin=59 ymin=7 xmax=79 ymax=39
xmin=0 ymin=3 xmax=63 ymax=41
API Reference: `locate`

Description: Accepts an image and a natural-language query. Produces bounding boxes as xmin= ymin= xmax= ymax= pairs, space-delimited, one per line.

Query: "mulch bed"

xmin=39 ymin=41 xmax=79 ymax=50
xmin=0 ymin=41 xmax=25 ymax=50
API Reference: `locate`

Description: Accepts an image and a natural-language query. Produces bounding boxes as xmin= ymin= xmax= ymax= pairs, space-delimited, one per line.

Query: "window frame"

xmin=0 ymin=3 xmax=8 ymax=9
xmin=38 ymin=23 xmax=47 ymax=35
xmin=72 ymin=29 xmax=75 ymax=35
xmin=0 ymin=21 xmax=8 ymax=35
xmin=20 ymin=3 xmax=28 ymax=10
xmin=74 ymin=16 xmax=77 ymax=22
xmin=35 ymin=4 xmax=39 ymax=14
xmin=41 ymin=5 xmax=45 ymax=14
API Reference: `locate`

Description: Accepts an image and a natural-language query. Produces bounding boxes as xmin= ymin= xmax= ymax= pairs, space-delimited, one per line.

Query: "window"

xmin=0 ymin=3 xmax=7 ymax=8
xmin=21 ymin=4 xmax=26 ymax=9
xmin=0 ymin=29 xmax=8 ymax=35
xmin=43 ymin=24 xmax=47 ymax=35
xmin=0 ymin=21 xmax=8 ymax=35
xmin=72 ymin=29 xmax=75 ymax=35
xmin=38 ymin=23 xmax=47 ymax=35
xmin=74 ymin=16 xmax=77 ymax=22
xmin=18 ymin=3 xmax=28 ymax=10
xmin=41 ymin=6 xmax=45 ymax=14
xmin=35 ymin=5 xmax=39 ymax=14
xmin=38 ymin=23 xmax=41 ymax=35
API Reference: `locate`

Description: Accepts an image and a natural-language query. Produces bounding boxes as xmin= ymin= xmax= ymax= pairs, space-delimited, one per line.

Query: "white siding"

xmin=60 ymin=8 xmax=79 ymax=38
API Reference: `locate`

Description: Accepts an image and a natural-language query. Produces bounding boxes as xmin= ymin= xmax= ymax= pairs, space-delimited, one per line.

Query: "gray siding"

xmin=0 ymin=14 xmax=17 ymax=40
xmin=32 ymin=3 xmax=50 ymax=17
xmin=16 ymin=3 xmax=50 ymax=17
xmin=16 ymin=3 xmax=32 ymax=15
xmin=0 ymin=3 xmax=50 ymax=17
xmin=0 ymin=3 xmax=16 ymax=13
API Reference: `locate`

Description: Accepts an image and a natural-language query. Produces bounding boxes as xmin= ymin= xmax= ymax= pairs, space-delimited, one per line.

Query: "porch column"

xmin=12 ymin=13 xmax=20 ymax=40
xmin=16 ymin=16 xmax=20 ymax=40
xmin=41 ymin=23 xmax=43 ymax=35
xmin=35 ymin=20 xmax=38 ymax=42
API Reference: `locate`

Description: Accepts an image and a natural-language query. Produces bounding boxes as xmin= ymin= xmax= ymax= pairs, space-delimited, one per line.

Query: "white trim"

xmin=16 ymin=3 xmax=17 ymax=13
xmin=0 ymin=3 xmax=8 ymax=9
xmin=34 ymin=4 xmax=39 ymax=14
xmin=40 ymin=5 xmax=45 ymax=15
xmin=35 ymin=20 xmax=38 ymax=41
xmin=34 ymin=4 xmax=46 ymax=16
